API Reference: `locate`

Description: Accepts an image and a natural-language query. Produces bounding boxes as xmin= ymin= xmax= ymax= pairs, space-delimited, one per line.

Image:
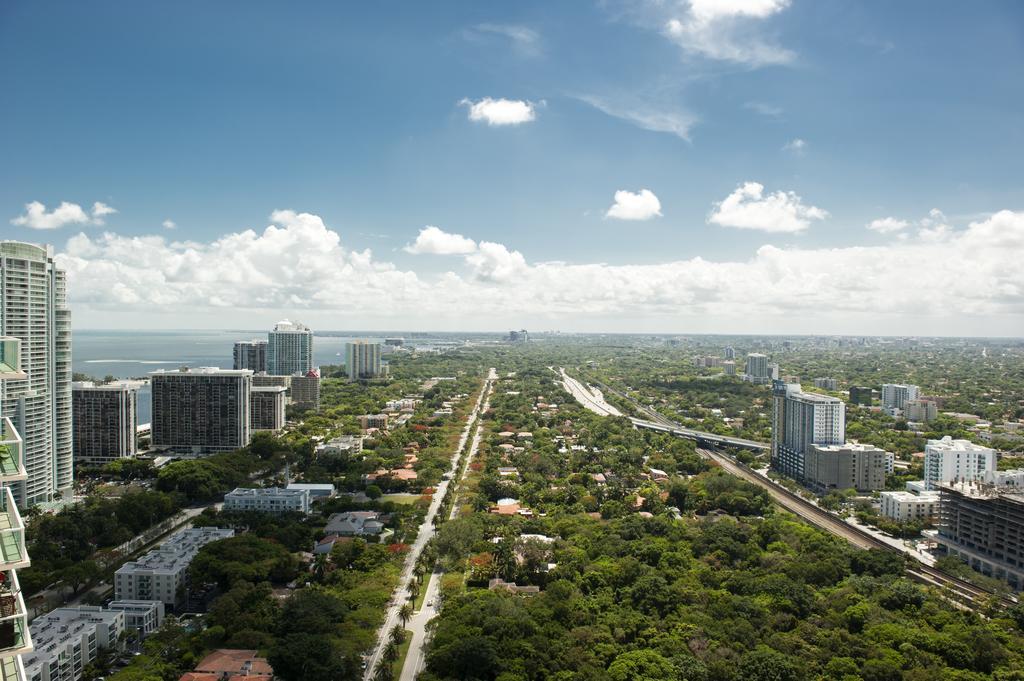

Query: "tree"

xmin=189 ymin=535 xmax=297 ymax=590
xmin=399 ymin=603 xmax=413 ymax=627
xmin=62 ymin=560 xmax=100 ymax=596
xmin=607 ymin=650 xmax=676 ymax=681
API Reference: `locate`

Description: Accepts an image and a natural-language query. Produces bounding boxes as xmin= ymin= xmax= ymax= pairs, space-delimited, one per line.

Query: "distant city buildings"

xmin=114 ymin=528 xmax=234 ymax=609
xmin=345 ymin=341 xmax=384 ymax=380
xmin=744 ymin=353 xmax=770 ymax=384
xmin=804 ymin=442 xmax=888 ymax=492
xmin=723 ymin=346 xmax=735 ymax=360
xmin=250 ymin=385 xmax=286 ymax=431
xmin=905 ymin=398 xmax=938 ymax=423
xmin=881 ymin=383 xmax=920 ymax=415
xmin=232 ymin=339 xmax=267 ymax=373
xmin=0 ymin=241 xmax=73 ymax=506
xmin=267 ymin=320 xmax=313 ymax=376
xmin=72 ymin=381 xmax=138 ymax=464
xmin=507 ymin=329 xmax=529 ymax=342
xmin=923 ymin=436 xmax=996 ymax=490
xmin=771 ymin=381 xmax=846 ymax=481
xmin=150 ymin=368 xmax=252 ymax=455
xmin=384 ymin=337 xmax=404 ymax=347
xmin=813 ymin=377 xmax=839 ymax=391
xmin=849 ymin=386 xmax=873 ymax=406
xmin=223 ymin=487 xmax=311 ymax=514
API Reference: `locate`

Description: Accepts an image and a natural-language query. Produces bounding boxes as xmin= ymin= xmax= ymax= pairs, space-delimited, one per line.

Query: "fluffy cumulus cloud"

xmin=11 ymin=200 xmax=117 ymax=230
xmin=605 ymin=189 xmax=663 ymax=220
xmin=460 ymin=97 xmax=538 ymax=126
xmin=55 ymin=209 xmax=1024 ymax=334
xmin=866 ymin=217 xmax=909 ymax=233
xmin=708 ymin=181 xmax=828 ymax=233
xmin=661 ymin=0 xmax=794 ymax=66
xmin=404 ymin=226 xmax=477 ymax=255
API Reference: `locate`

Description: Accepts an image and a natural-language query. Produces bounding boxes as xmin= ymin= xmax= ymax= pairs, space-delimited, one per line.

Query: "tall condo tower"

xmin=346 ymin=341 xmax=383 ymax=380
xmin=0 ymin=242 xmax=72 ymax=506
xmin=771 ymin=380 xmax=846 ymax=481
xmin=233 ymin=339 xmax=267 ymax=373
xmin=267 ymin=321 xmax=313 ymax=376
xmin=0 ymin=336 xmax=36 ymax=680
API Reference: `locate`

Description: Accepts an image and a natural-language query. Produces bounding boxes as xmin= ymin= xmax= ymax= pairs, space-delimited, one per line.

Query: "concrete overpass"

xmin=630 ymin=417 xmax=769 ymax=452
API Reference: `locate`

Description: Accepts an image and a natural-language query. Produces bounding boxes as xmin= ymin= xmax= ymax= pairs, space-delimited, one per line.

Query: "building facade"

xmin=71 ymin=382 xmax=138 ymax=464
xmin=813 ymin=377 xmax=839 ymax=391
xmin=346 ymin=341 xmax=383 ymax=380
xmin=22 ymin=607 xmax=124 ymax=681
xmin=923 ymin=436 xmax=996 ymax=490
xmin=880 ymin=490 xmax=940 ymax=522
xmin=0 ymin=337 xmax=33 ymax=681
xmin=849 ymin=386 xmax=873 ymax=406
xmin=232 ymin=340 xmax=267 ymax=373
xmin=0 ymin=242 xmax=73 ymax=506
xmin=114 ymin=528 xmax=234 ymax=609
xmin=250 ymin=386 xmax=286 ymax=432
xmin=289 ymin=372 xmax=320 ymax=410
xmin=223 ymin=487 xmax=311 ymax=514
xmin=881 ymin=383 xmax=920 ymax=414
xmin=744 ymin=353 xmax=770 ymax=384
xmin=937 ymin=484 xmax=1024 ymax=590
xmin=771 ymin=381 xmax=846 ymax=481
xmin=904 ymin=399 xmax=938 ymax=423
xmin=150 ymin=368 xmax=252 ymax=455
xmin=267 ymin=320 xmax=313 ymax=376
xmin=106 ymin=600 xmax=164 ymax=637
xmin=805 ymin=443 xmax=888 ymax=492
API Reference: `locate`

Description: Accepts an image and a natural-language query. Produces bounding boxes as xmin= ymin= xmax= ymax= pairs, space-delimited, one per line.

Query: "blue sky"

xmin=2 ymin=1 xmax=1023 ymax=334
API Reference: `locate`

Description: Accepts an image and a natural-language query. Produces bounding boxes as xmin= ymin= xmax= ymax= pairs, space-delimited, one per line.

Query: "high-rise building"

xmin=150 ymin=368 xmax=252 ymax=455
xmin=289 ymin=371 xmax=321 ymax=410
xmin=72 ymin=382 xmax=138 ymax=464
xmin=0 ymin=337 xmax=34 ymax=680
xmin=813 ymin=377 xmax=839 ymax=391
xmin=744 ymin=353 xmax=770 ymax=384
xmin=346 ymin=341 xmax=383 ymax=380
xmin=267 ymin=320 xmax=313 ymax=376
xmin=232 ymin=340 xmax=267 ymax=373
xmin=722 ymin=361 xmax=736 ymax=376
xmin=0 ymin=241 xmax=73 ymax=506
xmin=805 ymin=443 xmax=888 ymax=492
xmin=723 ymin=346 xmax=735 ymax=360
xmin=250 ymin=386 xmax=286 ymax=431
xmin=905 ymin=399 xmax=938 ymax=423
xmin=771 ymin=381 xmax=846 ymax=481
xmin=923 ymin=436 xmax=996 ymax=490
xmin=849 ymin=386 xmax=873 ymax=406
xmin=881 ymin=383 xmax=920 ymax=414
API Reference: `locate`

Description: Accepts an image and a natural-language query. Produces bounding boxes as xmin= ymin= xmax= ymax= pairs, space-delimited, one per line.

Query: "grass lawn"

xmin=380 ymin=493 xmax=420 ymax=505
xmin=391 ymin=630 xmax=413 ymax=678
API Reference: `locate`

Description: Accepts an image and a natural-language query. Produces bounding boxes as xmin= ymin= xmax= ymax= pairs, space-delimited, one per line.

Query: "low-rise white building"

xmin=879 ymin=490 xmax=940 ymax=522
xmin=286 ymin=482 xmax=335 ymax=500
xmin=223 ymin=487 xmax=311 ymax=514
xmin=106 ymin=600 xmax=164 ymax=637
xmin=23 ymin=606 xmax=125 ymax=681
xmin=315 ymin=435 xmax=363 ymax=457
xmin=114 ymin=528 xmax=234 ymax=609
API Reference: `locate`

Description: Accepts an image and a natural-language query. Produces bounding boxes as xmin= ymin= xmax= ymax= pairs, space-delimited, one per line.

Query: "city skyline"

xmin=2 ymin=1 xmax=1023 ymax=335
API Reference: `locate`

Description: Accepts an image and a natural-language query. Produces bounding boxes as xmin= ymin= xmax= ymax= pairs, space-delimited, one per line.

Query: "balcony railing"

xmin=0 ymin=421 xmax=25 ymax=484
xmin=0 ymin=654 xmax=25 ymax=681
xmin=0 ymin=490 xmax=26 ymax=571
xmin=0 ymin=570 xmax=31 ymax=660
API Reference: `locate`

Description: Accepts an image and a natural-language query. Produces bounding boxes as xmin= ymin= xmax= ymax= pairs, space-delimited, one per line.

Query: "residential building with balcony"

xmin=267 ymin=320 xmax=313 ymax=376
xmin=72 ymin=382 xmax=138 ymax=464
xmin=232 ymin=340 xmax=267 ymax=373
xmin=106 ymin=600 xmax=164 ymax=637
xmin=223 ymin=487 xmax=311 ymax=514
xmin=150 ymin=368 xmax=252 ymax=455
xmin=923 ymin=436 xmax=996 ymax=490
xmin=250 ymin=386 xmax=286 ymax=432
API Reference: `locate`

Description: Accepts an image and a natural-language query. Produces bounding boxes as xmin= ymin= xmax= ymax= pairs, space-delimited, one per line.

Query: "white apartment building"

xmin=223 ymin=487 xmax=310 ymax=514
xmin=771 ymin=382 xmax=846 ymax=481
xmin=114 ymin=528 xmax=234 ymax=609
xmin=923 ymin=435 xmax=996 ymax=490
xmin=881 ymin=383 xmax=920 ymax=415
xmin=315 ymin=435 xmax=363 ymax=457
xmin=346 ymin=341 xmax=384 ymax=380
xmin=880 ymin=490 xmax=940 ymax=522
xmin=905 ymin=399 xmax=938 ymax=423
xmin=106 ymin=600 xmax=164 ymax=637
xmin=267 ymin=320 xmax=313 ymax=376
xmin=744 ymin=353 xmax=770 ymax=383
xmin=0 ymin=242 xmax=73 ymax=506
xmin=22 ymin=606 xmax=124 ymax=681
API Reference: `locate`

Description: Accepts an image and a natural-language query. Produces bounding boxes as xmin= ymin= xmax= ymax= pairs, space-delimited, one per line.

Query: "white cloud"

xmin=606 ymin=189 xmax=663 ymax=221
xmin=866 ymin=217 xmax=909 ymax=233
xmin=405 ymin=226 xmax=477 ymax=255
xmin=577 ymin=94 xmax=696 ymax=141
xmin=782 ymin=138 xmax=806 ymax=154
xmin=460 ymin=97 xmax=538 ymax=126
xmin=54 ymin=209 xmax=1024 ymax=335
xmin=708 ymin=181 xmax=828 ymax=233
xmin=162 ymin=220 xmax=177 ymax=230
xmin=10 ymin=200 xmax=117 ymax=230
xmin=470 ymin=23 xmax=541 ymax=56
xmin=660 ymin=0 xmax=794 ymax=66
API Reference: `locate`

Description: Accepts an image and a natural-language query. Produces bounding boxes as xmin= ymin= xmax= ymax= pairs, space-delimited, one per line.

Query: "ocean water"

xmin=72 ymin=330 xmax=366 ymax=423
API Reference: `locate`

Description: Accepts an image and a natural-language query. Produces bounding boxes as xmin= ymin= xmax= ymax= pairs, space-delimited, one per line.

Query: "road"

xmin=363 ymin=368 xmax=497 ymax=680
xmin=556 ymin=368 xmax=622 ymax=417
xmin=399 ymin=376 xmax=493 ymax=681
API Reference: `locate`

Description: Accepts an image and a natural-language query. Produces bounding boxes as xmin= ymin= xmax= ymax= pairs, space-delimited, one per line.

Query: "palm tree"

xmin=389 ymin=625 xmax=405 ymax=646
xmin=398 ymin=603 xmax=413 ymax=626
xmin=312 ymin=553 xmax=328 ymax=581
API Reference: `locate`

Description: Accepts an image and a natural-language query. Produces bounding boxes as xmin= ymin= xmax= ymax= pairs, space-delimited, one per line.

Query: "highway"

xmin=363 ymin=369 xmax=497 ymax=680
